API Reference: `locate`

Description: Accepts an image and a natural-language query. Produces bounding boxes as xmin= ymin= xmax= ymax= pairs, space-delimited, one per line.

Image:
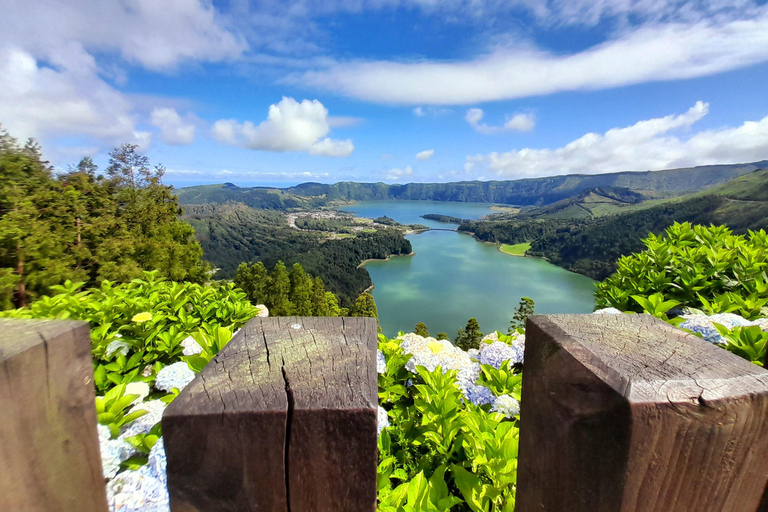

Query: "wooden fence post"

xmin=0 ymin=319 xmax=108 ymax=512
xmin=163 ymin=316 xmax=379 ymax=512
xmin=516 ymin=314 xmax=768 ymax=512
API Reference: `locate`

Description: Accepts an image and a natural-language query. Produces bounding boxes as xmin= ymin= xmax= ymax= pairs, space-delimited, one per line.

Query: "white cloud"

xmin=300 ymin=10 xmax=768 ymax=104
xmin=416 ymin=149 xmax=434 ymax=161
xmin=211 ymin=97 xmax=354 ymax=156
xmin=413 ymin=105 xmax=453 ymax=116
xmin=467 ymin=101 xmax=768 ymax=178
xmin=309 ymin=137 xmax=355 ymax=157
xmin=466 ymin=108 xmax=535 ymax=133
xmin=0 ymin=0 xmax=245 ymax=71
xmin=385 ymin=165 xmax=414 ymax=181
xmin=414 ymin=107 xmax=425 ymax=116
xmin=0 ymin=44 xmax=150 ymax=150
xmin=150 ymin=107 xmax=196 ymax=145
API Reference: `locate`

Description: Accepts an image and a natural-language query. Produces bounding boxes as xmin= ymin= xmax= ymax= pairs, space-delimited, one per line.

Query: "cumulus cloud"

xmin=466 ymin=101 xmax=768 ymax=178
xmin=0 ymin=44 xmax=150 ymax=149
xmin=300 ymin=10 xmax=768 ymax=104
xmin=466 ymin=108 xmax=535 ymax=134
xmin=385 ymin=165 xmax=414 ymax=181
xmin=211 ymin=97 xmax=354 ymax=156
xmin=150 ymin=108 xmax=196 ymax=145
xmin=416 ymin=149 xmax=434 ymax=161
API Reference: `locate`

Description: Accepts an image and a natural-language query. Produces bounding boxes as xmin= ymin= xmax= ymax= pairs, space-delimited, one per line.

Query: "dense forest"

xmin=0 ymin=130 xmax=208 ymax=309
xmin=183 ymin=202 xmax=412 ymax=307
xmin=462 ymin=170 xmax=768 ymax=280
xmin=176 ymin=161 xmax=767 ymax=208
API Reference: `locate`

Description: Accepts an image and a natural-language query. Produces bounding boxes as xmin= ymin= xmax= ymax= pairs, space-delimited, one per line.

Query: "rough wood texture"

xmin=516 ymin=314 xmax=768 ymax=512
xmin=163 ymin=316 xmax=378 ymax=512
xmin=0 ymin=319 xmax=108 ymax=512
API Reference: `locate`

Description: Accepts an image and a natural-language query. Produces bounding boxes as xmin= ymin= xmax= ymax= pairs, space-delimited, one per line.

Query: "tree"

xmin=289 ymin=263 xmax=314 ymax=316
xmin=436 ymin=332 xmax=448 ymax=340
xmin=234 ymin=262 xmax=269 ymax=305
xmin=105 ymin=144 xmax=163 ymax=191
xmin=509 ymin=297 xmax=535 ymax=334
xmin=455 ymin=318 xmax=483 ymax=351
xmin=415 ymin=322 xmax=429 ymax=337
xmin=351 ymin=292 xmax=378 ymax=318
xmin=311 ymin=276 xmax=330 ymax=316
xmin=267 ymin=261 xmax=292 ymax=315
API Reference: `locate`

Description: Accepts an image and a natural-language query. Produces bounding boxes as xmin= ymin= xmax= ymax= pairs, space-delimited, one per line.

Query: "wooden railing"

xmin=517 ymin=314 xmax=768 ymax=512
xmin=2 ymin=314 xmax=768 ymax=511
xmin=0 ymin=319 xmax=108 ymax=512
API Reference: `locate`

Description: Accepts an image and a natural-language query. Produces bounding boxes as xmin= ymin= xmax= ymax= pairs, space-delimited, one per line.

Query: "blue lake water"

xmin=339 ymin=201 xmax=597 ymax=337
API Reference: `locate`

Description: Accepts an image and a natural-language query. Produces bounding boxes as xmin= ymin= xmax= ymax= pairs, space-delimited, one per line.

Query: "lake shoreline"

xmin=358 ymin=251 xmax=416 ymax=269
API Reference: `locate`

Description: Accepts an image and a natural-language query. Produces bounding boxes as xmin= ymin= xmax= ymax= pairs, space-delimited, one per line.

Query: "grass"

xmin=500 ymin=242 xmax=531 ymax=256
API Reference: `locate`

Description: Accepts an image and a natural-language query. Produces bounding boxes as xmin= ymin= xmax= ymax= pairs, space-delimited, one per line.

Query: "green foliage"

xmin=183 ymin=325 xmax=234 ymax=373
xmin=509 ymin=297 xmax=535 ymax=333
xmin=352 ymin=292 xmax=379 ymax=318
xmin=596 ymin=223 xmax=768 ymax=319
xmin=455 ymin=318 xmax=483 ymax=351
xmin=377 ymin=336 xmax=519 ymax=511
xmin=478 ymin=361 xmax=522 ymax=400
xmin=95 ymin=383 xmax=148 ymax=438
xmin=436 ymin=332 xmax=448 ymax=340
xmin=716 ymin=324 xmax=768 ymax=367
xmin=1 ymin=271 xmax=257 ymax=393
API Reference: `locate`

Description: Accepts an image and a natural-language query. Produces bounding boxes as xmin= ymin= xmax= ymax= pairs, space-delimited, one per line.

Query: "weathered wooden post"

xmin=0 ymin=319 xmax=108 ymax=512
xmin=163 ymin=316 xmax=379 ymax=512
xmin=516 ymin=314 xmax=768 ymax=512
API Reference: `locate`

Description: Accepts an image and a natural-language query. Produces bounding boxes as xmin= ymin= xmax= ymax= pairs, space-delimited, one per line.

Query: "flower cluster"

xmin=180 ymin=336 xmax=203 ymax=356
xmin=479 ymin=340 xmax=524 ymax=369
xmin=121 ymin=400 xmax=167 ymax=438
xmin=377 ymin=406 xmax=390 ymax=436
xmin=154 ymin=362 xmax=195 ymax=393
xmin=106 ymin=464 xmax=169 ymax=512
xmin=377 ymin=349 xmax=386 ymax=374
xmin=491 ymin=394 xmax=521 ymax=418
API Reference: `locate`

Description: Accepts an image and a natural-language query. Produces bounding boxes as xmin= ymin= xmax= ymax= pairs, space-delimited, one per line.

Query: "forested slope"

xmin=182 ymin=202 xmax=412 ymax=306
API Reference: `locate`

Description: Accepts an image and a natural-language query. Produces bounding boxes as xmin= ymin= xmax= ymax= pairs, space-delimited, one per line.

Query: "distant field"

xmin=500 ymin=242 xmax=531 ymax=256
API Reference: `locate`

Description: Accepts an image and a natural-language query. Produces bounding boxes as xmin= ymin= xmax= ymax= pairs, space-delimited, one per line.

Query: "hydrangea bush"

xmin=377 ymin=331 xmax=523 ymax=512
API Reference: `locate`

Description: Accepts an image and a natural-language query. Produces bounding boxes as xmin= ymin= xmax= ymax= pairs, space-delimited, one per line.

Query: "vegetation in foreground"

xmin=2 ymin=222 xmax=768 ymax=510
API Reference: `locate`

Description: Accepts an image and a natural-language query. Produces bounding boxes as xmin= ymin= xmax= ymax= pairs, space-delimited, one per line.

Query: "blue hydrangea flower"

xmin=479 ymin=341 xmax=523 ymax=369
xmin=154 ymin=362 xmax=195 ymax=393
xmin=377 ymin=406 xmax=390 ymax=436
xmin=105 ymin=465 xmax=170 ymax=512
xmin=679 ymin=315 xmax=726 ymax=344
xmin=465 ymin=384 xmax=495 ymax=406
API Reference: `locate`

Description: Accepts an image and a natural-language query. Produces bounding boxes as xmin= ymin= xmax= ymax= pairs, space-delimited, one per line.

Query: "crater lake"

xmin=339 ymin=201 xmax=597 ymax=337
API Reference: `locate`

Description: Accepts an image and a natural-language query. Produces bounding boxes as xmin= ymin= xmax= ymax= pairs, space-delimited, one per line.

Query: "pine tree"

xmin=325 ymin=291 xmax=343 ymax=316
xmin=289 ymin=263 xmax=314 ymax=316
xmin=351 ymin=292 xmax=378 ymax=318
xmin=436 ymin=332 xmax=448 ymax=340
xmin=268 ymin=261 xmax=293 ymax=315
xmin=455 ymin=318 xmax=483 ymax=351
xmin=509 ymin=297 xmax=535 ymax=333
xmin=415 ymin=322 xmax=429 ymax=337
xmin=311 ymin=276 xmax=331 ymax=316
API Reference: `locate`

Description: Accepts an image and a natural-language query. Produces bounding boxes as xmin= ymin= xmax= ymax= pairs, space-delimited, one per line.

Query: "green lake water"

xmin=339 ymin=201 xmax=597 ymax=337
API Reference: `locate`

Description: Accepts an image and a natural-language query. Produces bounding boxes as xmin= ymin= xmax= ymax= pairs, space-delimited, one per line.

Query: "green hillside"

xmin=527 ymin=170 xmax=768 ymax=279
xmin=176 ymin=161 xmax=768 ymax=208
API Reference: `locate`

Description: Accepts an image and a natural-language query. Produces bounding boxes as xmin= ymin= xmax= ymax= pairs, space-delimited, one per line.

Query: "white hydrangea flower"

xmin=154 ymin=362 xmax=195 ymax=393
xmin=106 ymin=466 xmax=170 ymax=512
xmin=125 ymin=382 xmax=150 ymax=403
xmin=377 ymin=406 xmax=390 ymax=436
xmin=708 ymin=313 xmax=756 ymax=329
xmin=593 ymin=308 xmax=624 ymax=315
xmin=481 ymin=332 xmax=499 ymax=343
xmin=98 ymin=424 xmax=137 ymax=480
xmin=106 ymin=339 xmax=131 ymax=358
xmin=180 ymin=336 xmax=203 ymax=356
xmin=120 ymin=400 xmax=167 ymax=438
xmin=148 ymin=440 xmax=167 ymax=487
xmin=491 ymin=394 xmax=521 ymax=418
xmin=256 ymin=304 xmax=269 ymax=317
xmin=376 ymin=349 xmax=386 ymax=374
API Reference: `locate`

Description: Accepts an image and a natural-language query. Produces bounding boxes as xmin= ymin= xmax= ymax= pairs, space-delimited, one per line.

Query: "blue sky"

xmin=2 ymin=0 xmax=768 ymax=188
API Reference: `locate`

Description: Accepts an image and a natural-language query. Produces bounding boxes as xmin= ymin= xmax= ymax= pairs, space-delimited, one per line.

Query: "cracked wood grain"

xmin=0 ymin=319 xmax=108 ymax=512
xmin=516 ymin=314 xmax=768 ymax=512
xmin=163 ymin=316 xmax=377 ymax=512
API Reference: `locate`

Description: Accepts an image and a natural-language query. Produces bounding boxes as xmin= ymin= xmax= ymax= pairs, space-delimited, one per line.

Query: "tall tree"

xmin=455 ymin=318 xmax=483 ymax=351
xmin=415 ymin=322 xmax=429 ymax=337
xmin=289 ymin=263 xmax=314 ymax=316
xmin=351 ymin=292 xmax=378 ymax=318
xmin=509 ymin=297 xmax=535 ymax=334
xmin=311 ymin=276 xmax=330 ymax=316
xmin=268 ymin=261 xmax=292 ymax=316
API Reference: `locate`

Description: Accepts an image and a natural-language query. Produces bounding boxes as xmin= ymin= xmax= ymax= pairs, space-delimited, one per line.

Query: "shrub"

xmin=595 ymin=223 xmax=768 ymax=319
